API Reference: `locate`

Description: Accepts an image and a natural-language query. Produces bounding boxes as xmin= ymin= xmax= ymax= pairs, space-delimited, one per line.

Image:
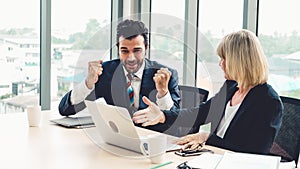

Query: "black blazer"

xmin=58 ymin=58 xmax=181 ymax=132
xmin=164 ymin=80 xmax=283 ymax=154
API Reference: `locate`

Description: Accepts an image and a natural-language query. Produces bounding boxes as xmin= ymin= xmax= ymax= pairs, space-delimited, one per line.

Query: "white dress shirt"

xmin=70 ymin=61 xmax=174 ymax=110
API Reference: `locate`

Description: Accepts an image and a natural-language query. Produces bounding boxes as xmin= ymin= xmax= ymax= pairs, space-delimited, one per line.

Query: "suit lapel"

xmin=111 ymin=63 xmax=131 ymax=108
xmin=139 ymin=60 xmax=157 ymax=108
xmin=224 ymin=88 xmax=255 ymax=133
xmin=205 ymin=81 xmax=238 ymax=133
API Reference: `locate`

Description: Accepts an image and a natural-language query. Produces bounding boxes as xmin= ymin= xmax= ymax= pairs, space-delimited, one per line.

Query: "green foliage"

xmin=69 ymin=19 xmax=110 ymax=50
xmin=259 ymin=32 xmax=300 ymax=57
xmin=2 ymin=23 xmax=299 ymax=99
xmin=3 ymin=21 xmax=300 ymax=63
xmin=52 ymin=36 xmax=68 ymax=44
xmin=0 ymin=93 xmax=12 ymax=100
xmin=198 ymin=32 xmax=219 ymax=62
xmin=0 ymin=27 xmax=36 ymax=36
xmin=281 ymin=89 xmax=300 ymax=99
xmin=151 ymin=27 xmax=218 ymax=62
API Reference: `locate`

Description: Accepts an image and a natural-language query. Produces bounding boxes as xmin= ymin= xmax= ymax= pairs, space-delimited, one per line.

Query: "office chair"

xmin=172 ymin=85 xmax=209 ymax=137
xmin=269 ymin=96 xmax=300 ymax=167
xmin=178 ymin=85 xmax=209 ymax=109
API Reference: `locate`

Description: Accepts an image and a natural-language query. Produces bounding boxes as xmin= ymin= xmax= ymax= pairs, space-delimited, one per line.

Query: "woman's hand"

xmin=176 ymin=131 xmax=210 ymax=150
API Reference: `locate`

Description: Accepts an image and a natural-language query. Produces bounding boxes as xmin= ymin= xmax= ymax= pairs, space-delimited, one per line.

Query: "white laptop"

xmin=84 ymin=99 xmax=180 ymax=155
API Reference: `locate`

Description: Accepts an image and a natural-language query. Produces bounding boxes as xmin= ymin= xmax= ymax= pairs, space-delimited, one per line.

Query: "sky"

xmin=258 ymin=0 xmax=300 ymax=35
xmin=1 ymin=0 xmax=300 ymax=37
xmin=0 ymin=0 xmax=110 ymax=36
xmin=0 ymin=0 xmax=39 ymax=29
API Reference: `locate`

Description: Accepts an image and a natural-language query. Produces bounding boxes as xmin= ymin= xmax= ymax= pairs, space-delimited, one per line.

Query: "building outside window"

xmin=0 ymin=0 xmax=40 ymax=113
xmin=51 ymin=0 xmax=111 ymax=109
xmin=258 ymin=0 xmax=300 ymax=98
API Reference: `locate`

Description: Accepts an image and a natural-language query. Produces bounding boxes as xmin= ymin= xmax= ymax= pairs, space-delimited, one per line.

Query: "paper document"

xmin=188 ymin=153 xmax=222 ymax=169
xmin=217 ymin=152 xmax=280 ymax=169
xmin=187 ymin=152 xmax=281 ymax=169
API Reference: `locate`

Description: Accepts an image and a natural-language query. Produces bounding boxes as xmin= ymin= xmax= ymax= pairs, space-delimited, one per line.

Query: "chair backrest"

xmin=178 ymin=85 xmax=209 ymax=109
xmin=270 ymin=96 xmax=300 ymax=164
xmin=173 ymin=85 xmax=209 ymax=136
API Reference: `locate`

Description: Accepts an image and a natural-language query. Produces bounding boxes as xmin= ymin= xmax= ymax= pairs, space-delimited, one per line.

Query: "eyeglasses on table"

xmin=176 ymin=161 xmax=201 ymax=169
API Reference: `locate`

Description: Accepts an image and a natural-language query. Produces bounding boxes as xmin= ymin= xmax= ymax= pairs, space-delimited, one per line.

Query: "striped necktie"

xmin=127 ymin=73 xmax=134 ymax=107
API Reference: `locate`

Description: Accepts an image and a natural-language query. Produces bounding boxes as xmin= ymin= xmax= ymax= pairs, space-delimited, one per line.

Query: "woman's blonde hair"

xmin=216 ymin=29 xmax=268 ymax=90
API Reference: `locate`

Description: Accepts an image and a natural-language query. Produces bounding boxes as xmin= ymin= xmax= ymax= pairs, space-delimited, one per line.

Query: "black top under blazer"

xmin=58 ymin=58 xmax=181 ymax=132
xmin=163 ymin=80 xmax=283 ymax=154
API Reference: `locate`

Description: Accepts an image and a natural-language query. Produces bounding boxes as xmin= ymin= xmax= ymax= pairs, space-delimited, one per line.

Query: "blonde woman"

xmin=133 ymin=30 xmax=283 ymax=154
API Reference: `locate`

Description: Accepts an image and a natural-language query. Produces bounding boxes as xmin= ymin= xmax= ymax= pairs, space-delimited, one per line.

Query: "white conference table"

xmin=0 ymin=110 xmax=228 ymax=169
xmin=0 ymin=111 xmax=297 ymax=169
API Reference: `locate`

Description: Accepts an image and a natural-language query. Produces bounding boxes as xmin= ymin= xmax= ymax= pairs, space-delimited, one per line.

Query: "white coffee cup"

xmin=27 ymin=105 xmax=41 ymax=127
xmin=140 ymin=134 xmax=167 ymax=164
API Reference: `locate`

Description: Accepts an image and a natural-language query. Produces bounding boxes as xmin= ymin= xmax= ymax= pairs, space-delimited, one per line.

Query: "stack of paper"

xmin=188 ymin=152 xmax=281 ymax=169
xmin=188 ymin=153 xmax=222 ymax=169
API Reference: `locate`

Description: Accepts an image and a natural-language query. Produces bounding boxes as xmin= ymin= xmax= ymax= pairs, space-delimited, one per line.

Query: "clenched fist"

xmin=85 ymin=60 xmax=103 ymax=89
xmin=153 ymin=68 xmax=171 ymax=98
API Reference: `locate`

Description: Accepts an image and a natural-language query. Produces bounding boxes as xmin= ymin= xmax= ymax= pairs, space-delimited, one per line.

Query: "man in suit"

xmin=58 ymin=19 xmax=180 ymax=132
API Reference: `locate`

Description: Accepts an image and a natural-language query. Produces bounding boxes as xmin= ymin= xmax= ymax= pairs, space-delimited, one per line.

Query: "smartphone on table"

xmin=175 ymin=148 xmax=214 ymax=157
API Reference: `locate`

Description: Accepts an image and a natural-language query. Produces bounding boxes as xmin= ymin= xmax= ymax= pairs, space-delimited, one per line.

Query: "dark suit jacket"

xmin=164 ymin=80 xmax=283 ymax=154
xmin=58 ymin=58 xmax=181 ymax=132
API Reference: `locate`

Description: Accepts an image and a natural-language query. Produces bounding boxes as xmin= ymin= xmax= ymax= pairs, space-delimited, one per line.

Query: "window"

xmin=0 ymin=0 xmax=40 ymax=113
xmin=52 ymin=0 xmax=111 ymax=108
xmin=150 ymin=0 xmax=185 ymax=84
xmin=258 ymin=1 xmax=300 ymax=98
xmin=197 ymin=0 xmax=243 ymax=95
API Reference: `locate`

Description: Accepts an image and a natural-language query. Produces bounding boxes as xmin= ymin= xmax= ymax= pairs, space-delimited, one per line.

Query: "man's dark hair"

xmin=116 ymin=19 xmax=149 ymax=48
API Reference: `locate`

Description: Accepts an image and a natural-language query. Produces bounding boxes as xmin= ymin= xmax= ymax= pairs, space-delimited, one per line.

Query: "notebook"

xmin=50 ymin=116 xmax=95 ymax=128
